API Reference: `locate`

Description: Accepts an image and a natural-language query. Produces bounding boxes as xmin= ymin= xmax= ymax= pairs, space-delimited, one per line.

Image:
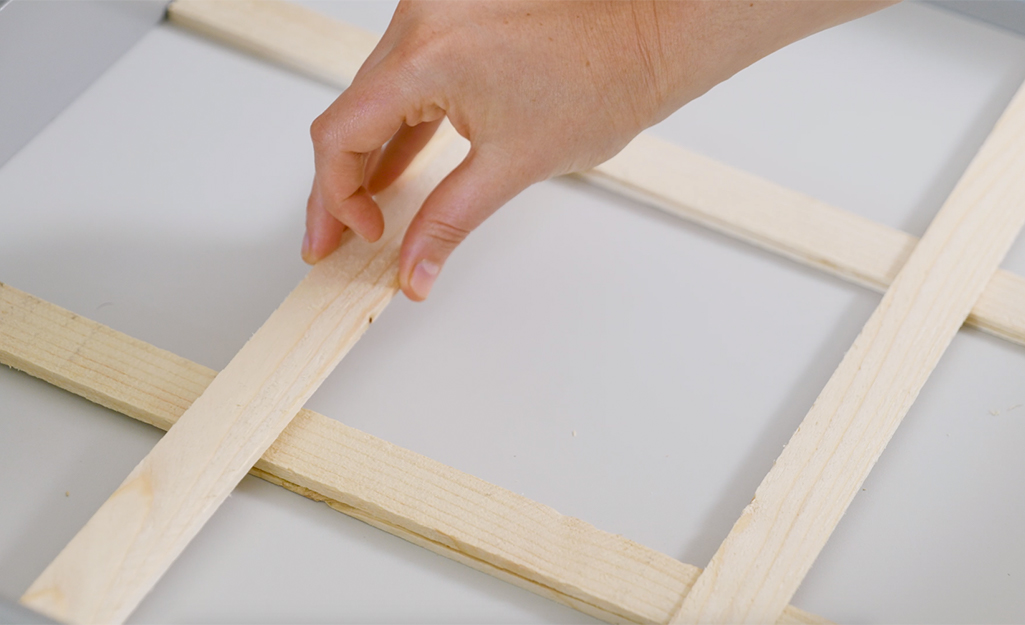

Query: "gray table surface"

xmin=2 ymin=2 xmax=1025 ymax=623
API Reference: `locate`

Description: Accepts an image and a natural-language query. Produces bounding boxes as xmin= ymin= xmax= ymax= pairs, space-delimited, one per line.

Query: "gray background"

xmin=2 ymin=1 xmax=1025 ymax=622
xmin=0 ymin=0 xmax=167 ymax=169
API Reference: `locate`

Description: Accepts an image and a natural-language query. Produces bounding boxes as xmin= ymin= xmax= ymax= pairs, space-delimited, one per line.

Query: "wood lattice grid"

xmin=3 ymin=1 xmax=1025 ymax=623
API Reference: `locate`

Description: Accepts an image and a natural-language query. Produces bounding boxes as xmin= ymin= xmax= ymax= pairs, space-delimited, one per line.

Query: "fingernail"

xmin=409 ymin=260 xmax=440 ymax=300
xmin=301 ymin=231 xmax=313 ymax=264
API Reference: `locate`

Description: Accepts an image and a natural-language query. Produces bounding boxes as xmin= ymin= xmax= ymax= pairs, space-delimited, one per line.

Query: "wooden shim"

xmin=0 ymin=285 xmax=825 ymax=625
xmin=18 ymin=124 xmax=468 ymax=625
xmin=168 ymin=0 xmax=1025 ymax=350
xmin=672 ymin=82 xmax=1025 ymax=623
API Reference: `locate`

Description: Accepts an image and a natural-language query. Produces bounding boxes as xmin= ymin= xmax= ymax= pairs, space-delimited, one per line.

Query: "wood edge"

xmin=250 ymin=466 xmax=635 ymax=624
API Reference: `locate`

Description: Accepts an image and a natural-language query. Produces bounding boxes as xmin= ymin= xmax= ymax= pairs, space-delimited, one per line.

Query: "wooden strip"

xmin=673 ymin=83 xmax=1025 ymax=623
xmin=18 ymin=124 xmax=468 ymax=625
xmin=0 ymin=288 xmax=824 ymax=625
xmin=168 ymin=0 xmax=1025 ymax=350
xmin=584 ymin=136 xmax=1025 ymax=347
xmin=169 ymin=0 xmax=378 ymax=86
xmin=586 ymin=133 xmax=916 ymax=294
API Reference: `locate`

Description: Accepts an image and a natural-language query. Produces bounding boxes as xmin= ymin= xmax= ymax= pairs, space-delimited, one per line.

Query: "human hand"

xmin=304 ymin=1 xmax=895 ymax=301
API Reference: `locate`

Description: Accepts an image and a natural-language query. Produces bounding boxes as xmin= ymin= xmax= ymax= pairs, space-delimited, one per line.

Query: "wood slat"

xmin=0 ymin=282 xmax=824 ymax=624
xmin=585 ymin=135 xmax=1025 ymax=346
xmin=673 ymin=80 xmax=1025 ymax=623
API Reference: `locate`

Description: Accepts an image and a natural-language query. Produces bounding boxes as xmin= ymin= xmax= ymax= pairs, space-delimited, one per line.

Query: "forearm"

xmin=636 ymin=1 xmax=900 ymax=120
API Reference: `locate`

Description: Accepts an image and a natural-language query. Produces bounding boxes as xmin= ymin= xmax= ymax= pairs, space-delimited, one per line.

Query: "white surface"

xmin=2 ymin=2 xmax=1025 ymax=622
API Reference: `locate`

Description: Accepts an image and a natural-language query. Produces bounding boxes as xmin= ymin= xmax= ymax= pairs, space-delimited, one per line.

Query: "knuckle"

xmin=385 ymin=46 xmax=426 ymax=82
xmin=420 ymin=217 xmax=471 ymax=250
xmin=309 ymin=114 xmax=333 ymax=146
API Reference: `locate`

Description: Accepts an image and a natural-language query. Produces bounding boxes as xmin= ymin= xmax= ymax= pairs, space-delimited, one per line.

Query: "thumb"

xmin=399 ymin=148 xmax=534 ymax=301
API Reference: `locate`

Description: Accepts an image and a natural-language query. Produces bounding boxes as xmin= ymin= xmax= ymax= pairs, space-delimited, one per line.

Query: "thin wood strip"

xmin=673 ymin=82 xmax=1025 ymax=623
xmin=168 ymin=0 xmax=1025 ymax=350
xmin=0 ymin=282 xmax=825 ymax=625
xmin=169 ymin=0 xmax=377 ymax=88
xmin=585 ymin=132 xmax=914 ymax=294
xmin=18 ymin=124 xmax=468 ymax=625
xmin=584 ymin=137 xmax=1025 ymax=347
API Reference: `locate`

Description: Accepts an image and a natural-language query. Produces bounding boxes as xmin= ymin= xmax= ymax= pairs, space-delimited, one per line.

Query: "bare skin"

xmin=304 ymin=1 xmax=897 ymax=301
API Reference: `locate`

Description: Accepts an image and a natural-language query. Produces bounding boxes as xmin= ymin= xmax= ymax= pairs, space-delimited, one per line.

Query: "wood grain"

xmin=169 ymin=0 xmax=1025 ymax=350
xmin=672 ymin=82 xmax=1025 ymax=623
xmin=0 ymin=282 xmax=825 ymax=625
xmin=18 ymin=124 xmax=468 ymax=625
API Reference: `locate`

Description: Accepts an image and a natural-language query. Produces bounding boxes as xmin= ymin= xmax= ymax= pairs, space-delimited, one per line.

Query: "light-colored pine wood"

xmin=168 ymin=0 xmax=1025 ymax=350
xmin=11 ymin=2 xmax=1019 ymax=622
xmin=169 ymin=0 xmax=377 ymax=86
xmin=585 ymin=135 xmax=1025 ymax=347
xmin=0 ymin=282 xmax=825 ymax=625
xmin=588 ymin=132 xmax=915 ymax=294
xmin=18 ymin=124 xmax=468 ymax=625
xmin=672 ymin=81 xmax=1025 ymax=624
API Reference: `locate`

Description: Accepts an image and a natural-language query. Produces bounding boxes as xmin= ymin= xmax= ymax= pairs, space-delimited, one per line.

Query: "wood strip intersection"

xmin=5 ymin=0 xmax=1023 ymax=622
xmin=18 ymin=123 xmax=468 ymax=624
xmin=0 ymin=282 xmax=824 ymax=624
xmin=673 ymin=81 xmax=1025 ymax=622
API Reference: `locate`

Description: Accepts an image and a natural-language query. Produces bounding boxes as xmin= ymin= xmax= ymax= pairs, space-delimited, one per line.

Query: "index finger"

xmin=309 ymin=72 xmax=411 ymax=243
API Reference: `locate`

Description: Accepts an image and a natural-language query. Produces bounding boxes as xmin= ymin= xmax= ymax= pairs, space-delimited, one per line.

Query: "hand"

xmin=304 ymin=0 xmax=895 ymax=301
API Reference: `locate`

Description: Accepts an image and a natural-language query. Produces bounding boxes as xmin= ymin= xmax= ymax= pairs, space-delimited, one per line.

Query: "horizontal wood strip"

xmin=168 ymin=0 xmax=1025 ymax=349
xmin=583 ymin=135 xmax=1025 ymax=346
xmin=0 ymin=281 xmax=825 ymax=624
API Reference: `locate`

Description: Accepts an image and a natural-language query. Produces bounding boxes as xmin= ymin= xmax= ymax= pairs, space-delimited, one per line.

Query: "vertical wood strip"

xmin=18 ymin=125 xmax=468 ymax=625
xmin=672 ymin=82 xmax=1025 ymax=623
